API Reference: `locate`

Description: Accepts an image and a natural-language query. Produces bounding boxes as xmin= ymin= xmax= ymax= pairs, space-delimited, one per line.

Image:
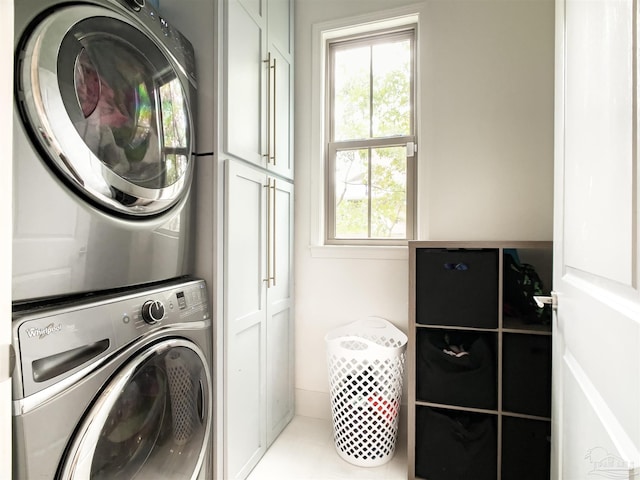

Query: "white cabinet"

xmin=160 ymin=0 xmax=293 ymax=478
xmin=224 ymin=0 xmax=293 ymax=179
xmin=224 ymin=160 xmax=294 ymax=479
xmin=223 ymin=0 xmax=294 ymax=477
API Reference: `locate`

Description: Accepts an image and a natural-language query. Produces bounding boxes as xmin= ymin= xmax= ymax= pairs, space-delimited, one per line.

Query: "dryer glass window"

xmin=59 ymin=18 xmax=190 ymax=190
xmin=19 ymin=8 xmax=196 ymax=216
xmin=90 ymin=346 xmax=207 ymax=479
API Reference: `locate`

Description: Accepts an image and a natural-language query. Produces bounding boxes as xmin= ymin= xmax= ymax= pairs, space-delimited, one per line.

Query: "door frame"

xmin=1 ymin=0 xmax=13 ymax=477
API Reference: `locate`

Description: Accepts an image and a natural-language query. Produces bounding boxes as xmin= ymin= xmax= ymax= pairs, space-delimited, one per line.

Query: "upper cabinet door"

xmin=224 ymin=0 xmax=293 ymax=179
xmin=265 ymin=46 xmax=293 ymax=179
xmin=225 ymin=0 xmax=267 ymax=169
xmin=267 ymin=0 xmax=291 ymax=57
xmin=266 ymin=0 xmax=293 ymax=179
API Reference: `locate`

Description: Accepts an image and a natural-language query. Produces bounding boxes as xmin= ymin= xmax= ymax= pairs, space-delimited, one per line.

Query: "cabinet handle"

xmin=263 ymin=53 xmax=272 ymax=164
xmin=263 ymin=53 xmax=276 ymax=166
xmin=263 ymin=178 xmax=272 ymax=286
xmin=271 ymin=56 xmax=276 ymax=167
xmin=271 ymin=179 xmax=277 ymax=287
xmin=263 ymin=178 xmax=277 ymax=288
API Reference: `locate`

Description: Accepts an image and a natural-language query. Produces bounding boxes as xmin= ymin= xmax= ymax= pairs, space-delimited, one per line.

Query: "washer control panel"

xmin=12 ymin=278 xmax=210 ymax=399
xmin=128 ymin=280 xmax=208 ymax=330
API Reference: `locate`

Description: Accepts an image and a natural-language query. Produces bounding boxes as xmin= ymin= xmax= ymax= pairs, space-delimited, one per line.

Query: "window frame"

xmin=324 ymin=26 xmax=417 ymax=246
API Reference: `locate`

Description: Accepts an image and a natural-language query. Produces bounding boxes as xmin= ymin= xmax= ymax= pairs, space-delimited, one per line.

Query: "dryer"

xmin=13 ymin=0 xmax=198 ymax=302
xmin=12 ymin=277 xmax=213 ymax=480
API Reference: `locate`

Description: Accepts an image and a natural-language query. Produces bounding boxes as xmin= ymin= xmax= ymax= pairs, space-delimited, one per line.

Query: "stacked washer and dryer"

xmin=11 ymin=0 xmax=213 ymax=478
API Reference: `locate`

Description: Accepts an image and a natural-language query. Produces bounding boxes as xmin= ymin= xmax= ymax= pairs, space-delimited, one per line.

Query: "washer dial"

xmin=141 ymin=300 xmax=165 ymax=324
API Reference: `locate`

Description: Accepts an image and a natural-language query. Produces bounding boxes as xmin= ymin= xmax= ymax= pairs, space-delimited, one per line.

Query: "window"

xmin=326 ymin=28 xmax=416 ymax=245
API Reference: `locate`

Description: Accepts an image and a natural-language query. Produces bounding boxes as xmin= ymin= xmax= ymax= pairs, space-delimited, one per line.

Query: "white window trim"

xmin=309 ymin=4 xmax=427 ymax=259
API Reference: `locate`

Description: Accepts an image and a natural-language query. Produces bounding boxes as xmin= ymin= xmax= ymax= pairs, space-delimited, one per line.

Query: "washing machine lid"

xmin=17 ymin=5 xmax=195 ymax=217
xmin=58 ymin=338 xmax=211 ymax=480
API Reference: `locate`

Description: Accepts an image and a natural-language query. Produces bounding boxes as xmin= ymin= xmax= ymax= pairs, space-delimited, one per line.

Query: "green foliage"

xmin=333 ymin=39 xmax=411 ymax=239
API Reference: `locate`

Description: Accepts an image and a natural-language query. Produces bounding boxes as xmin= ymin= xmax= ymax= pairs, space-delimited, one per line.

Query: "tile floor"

xmin=246 ymin=416 xmax=407 ymax=480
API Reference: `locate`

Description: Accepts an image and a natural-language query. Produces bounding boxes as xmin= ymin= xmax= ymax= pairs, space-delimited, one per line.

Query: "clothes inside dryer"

xmin=69 ymin=38 xmax=189 ymax=191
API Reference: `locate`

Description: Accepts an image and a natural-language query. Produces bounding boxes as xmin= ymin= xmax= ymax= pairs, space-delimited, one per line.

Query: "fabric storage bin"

xmin=415 ymin=249 xmax=498 ymax=328
xmin=415 ymin=406 xmax=497 ymax=480
xmin=416 ymin=329 xmax=497 ymax=410
xmin=502 ymin=333 xmax=551 ymax=417
xmin=501 ymin=416 xmax=551 ymax=480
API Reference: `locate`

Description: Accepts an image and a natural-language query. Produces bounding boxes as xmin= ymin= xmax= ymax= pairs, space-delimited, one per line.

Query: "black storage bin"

xmin=416 ymin=329 xmax=497 ymax=410
xmin=415 ymin=249 xmax=498 ymax=328
xmin=502 ymin=416 xmax=551 ymax=480
xmin=415 ymin=406 xmax=497 ymax=480
xmin=502 ymin=333 xmax=552 ymax=417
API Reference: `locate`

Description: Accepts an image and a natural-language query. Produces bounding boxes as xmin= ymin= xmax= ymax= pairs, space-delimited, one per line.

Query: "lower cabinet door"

xmin=225 ymin=160 xmax=295 ymax=478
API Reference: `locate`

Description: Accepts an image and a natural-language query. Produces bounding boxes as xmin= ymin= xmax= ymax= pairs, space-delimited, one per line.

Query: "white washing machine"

xmin=12 ymin=277 xmax=213 ymax=479
xmin=13 ymin=0 xmax=198 ymax=302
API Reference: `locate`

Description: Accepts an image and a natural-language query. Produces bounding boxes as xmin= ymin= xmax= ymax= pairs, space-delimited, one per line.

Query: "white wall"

xmin=294 ymin=0 xmax=555 ymax=419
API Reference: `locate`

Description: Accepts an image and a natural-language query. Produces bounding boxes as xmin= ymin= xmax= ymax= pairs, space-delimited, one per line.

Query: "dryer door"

xmin=58 ymin=339 xmax=211 ymax=480
xmin=17 ymin=5 xmax=194 ymax=216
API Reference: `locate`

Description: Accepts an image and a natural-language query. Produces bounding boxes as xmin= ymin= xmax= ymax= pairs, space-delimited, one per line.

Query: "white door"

xmin=553 ymin=0 xmax=640 ymax=478
xmin=1 ymin=0 xmax=13 ymax=477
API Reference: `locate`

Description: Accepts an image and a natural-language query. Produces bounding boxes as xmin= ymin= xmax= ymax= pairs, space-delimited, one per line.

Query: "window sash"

xmin=328 ymin=29 xmax=415 ymax=142
xmin=326 ymin=136 xmax=415 ymax=245
xmin=325 ymin=27 xmax=416 ymax=245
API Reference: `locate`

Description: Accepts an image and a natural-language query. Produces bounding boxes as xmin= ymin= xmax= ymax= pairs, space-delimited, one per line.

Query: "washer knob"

xmin=141 ymin=300 xmax=165 ymax=324
xmin=126 ymin=0 xmax=145 ymax=11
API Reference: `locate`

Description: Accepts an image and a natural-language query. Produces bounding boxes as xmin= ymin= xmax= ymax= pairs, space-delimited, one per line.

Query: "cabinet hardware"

xmin=263 ymin=53 xmax=276 ymax=166
xmin=271 ymin=179 xmax=277 ymax=287
xmin=262 ymin=178 xmax=277 ymax=288
xmin=263 ymin=178 xmax=272 ymax=286
xmin=271 ymin=57 xmax=277 ymax=166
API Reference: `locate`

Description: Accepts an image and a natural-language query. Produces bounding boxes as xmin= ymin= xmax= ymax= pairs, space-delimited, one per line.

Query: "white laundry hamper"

xmin=325 ymin=317 xmax=408 ymax=467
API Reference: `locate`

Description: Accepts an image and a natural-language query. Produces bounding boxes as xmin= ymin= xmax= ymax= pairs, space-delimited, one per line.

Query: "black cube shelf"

xmin=408 ymin=241 xmax=553 ymax=480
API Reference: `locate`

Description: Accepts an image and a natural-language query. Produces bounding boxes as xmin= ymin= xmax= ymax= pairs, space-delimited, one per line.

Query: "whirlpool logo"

xmin=25 ymin=323 xmax=63 ymax=339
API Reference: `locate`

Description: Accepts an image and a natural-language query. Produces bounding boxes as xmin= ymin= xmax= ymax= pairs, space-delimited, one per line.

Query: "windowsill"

xmin=309 ymin=244 xmax=408 ymax=260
